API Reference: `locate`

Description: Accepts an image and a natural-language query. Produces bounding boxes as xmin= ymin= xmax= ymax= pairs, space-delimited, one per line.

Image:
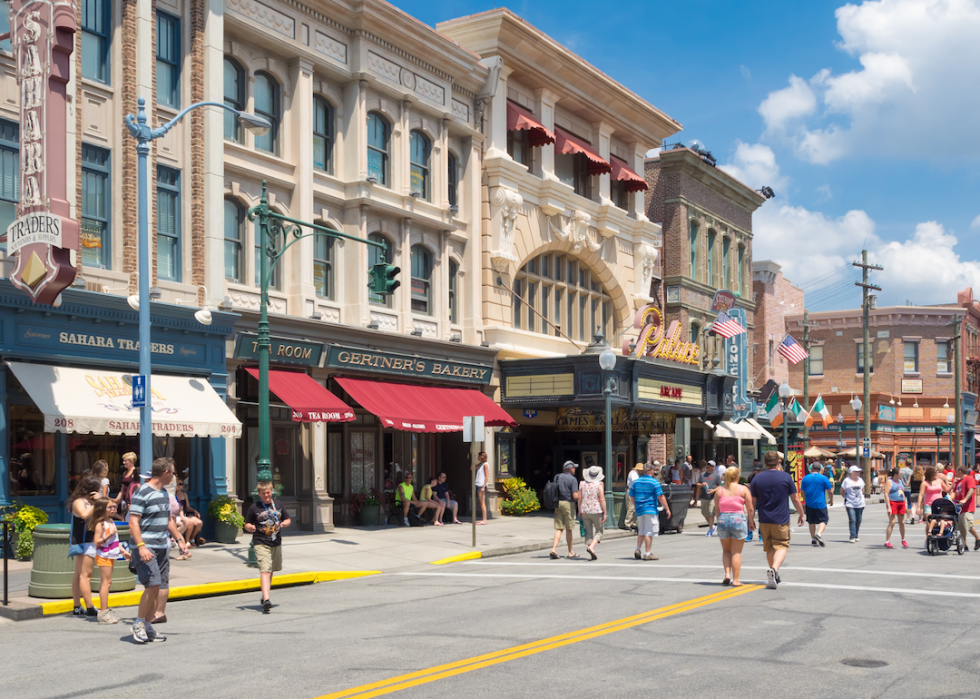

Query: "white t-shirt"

xmin=841 ymin=478 xmax=866 ymax=508
xmin=626 ymin=469 xmax=640 ymax=488
xmin=474 ymin=461 xmax=489 ymax=488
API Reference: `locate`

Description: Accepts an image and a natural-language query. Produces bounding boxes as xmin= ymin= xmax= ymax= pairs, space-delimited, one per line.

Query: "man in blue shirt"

xmin=628 ymin=463 xmax=670 ymax=561
xmin=750 ymin=451 xmax=804 ymax=589
xmin=801 ymin=462 xmax=834 ymax=547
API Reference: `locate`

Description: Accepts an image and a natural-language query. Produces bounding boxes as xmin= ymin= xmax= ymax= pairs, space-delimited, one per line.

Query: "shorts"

xmin=637 ymin=513 xmax=659 ymax=538
xmin=759 ymin=522 xmax=791 ymax=553
xmin=700 ymin=497 xmax=716 ymax=520
xmin=959 ymin=511 xmax=975 ymax=535
xmin=67 ymin=543 xmax=96 ymax=559
xmin=95 ymin=556 xmax=116 ymax=568
xmin=923 ymin=505 xmax=932 ymax=517
xmin=716 ymin=512 xmax=748 ymax=540
xmin=135 ymin=546 xmax=170 ymax=588
xmin=805 ymin=506 xmax=829 ymax=525
xmin=553 ymin=501 xmax=574 ymax=530
xmin=888 ymin=500 xmax=907 ymax=515
xmin=254 ymin=543 xmax=283 ymax=573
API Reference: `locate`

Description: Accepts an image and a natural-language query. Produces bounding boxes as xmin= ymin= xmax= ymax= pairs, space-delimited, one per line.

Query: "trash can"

xmin=28 ymin=522 xmax=137 ymax=599
xmin=613 ymin=491 xmax=626 ymax=529
xmin=659 ymin=484 xmax=692 ymax=534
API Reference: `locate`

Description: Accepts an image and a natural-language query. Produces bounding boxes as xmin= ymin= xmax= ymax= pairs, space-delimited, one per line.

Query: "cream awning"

xmin=7 ymin=362 xmax=241 ymax=438
xmin=704 ymin=419 xmax=764 ymax=441
xmin=747 ymin=418 xmax=778 ymax=445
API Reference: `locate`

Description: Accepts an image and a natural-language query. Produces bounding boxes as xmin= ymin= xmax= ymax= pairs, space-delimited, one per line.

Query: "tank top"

xmin=922 ymin=480 xmax=944 ymax=506
xmin=96 ymin=521 xmax=120 ymax=559
xmin=887 ymin=479 xmax=905 ymax=502
xmin=579 ymin=481 xmax=603 ymax=514
xmin=910 ymin=477 xmax=922 ymax=494
xmin=475 ymin=462 xmax=488 ymax=488
xmin=718 ymin=488 xmax=746 ymax=514
xmin=70 ymin=512 xmax=93 ymax=546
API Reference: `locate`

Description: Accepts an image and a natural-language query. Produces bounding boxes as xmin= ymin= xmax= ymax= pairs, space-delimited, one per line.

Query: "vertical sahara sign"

xmin=6 ymin=0 xmax=78 ymax=305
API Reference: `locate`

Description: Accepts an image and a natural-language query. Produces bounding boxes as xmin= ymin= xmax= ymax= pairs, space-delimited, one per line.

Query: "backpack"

xmin=407 ymin=510 xmax=426 ymax=527
xmin=542 ymin=475 xmax=561 ymax=511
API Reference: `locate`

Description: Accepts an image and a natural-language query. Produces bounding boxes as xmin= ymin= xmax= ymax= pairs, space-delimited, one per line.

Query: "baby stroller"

xmin=925 ymin=497 xmax=965 ymax=555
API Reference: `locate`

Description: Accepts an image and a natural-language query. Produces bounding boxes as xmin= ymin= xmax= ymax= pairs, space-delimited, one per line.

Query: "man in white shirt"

xmin=625 ymin=463 xmax=643 ymax=532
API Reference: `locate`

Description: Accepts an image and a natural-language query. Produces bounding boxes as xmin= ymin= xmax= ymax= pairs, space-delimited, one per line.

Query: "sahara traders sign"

xmin=326 ymin=345 xmax=492 ymax=385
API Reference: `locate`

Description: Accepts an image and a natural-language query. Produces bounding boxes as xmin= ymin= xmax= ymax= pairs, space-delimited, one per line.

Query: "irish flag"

xmin=812 ymin=395 xmax=832 ymax=428
xmin=764 ymin=391 xmax=783 ymax=428
xmin=790 ymin=398 xmax=812 ymax=426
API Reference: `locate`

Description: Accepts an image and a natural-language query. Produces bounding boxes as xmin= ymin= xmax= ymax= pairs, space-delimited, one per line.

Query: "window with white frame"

xmin=447 ymin=152 xmax=458 ymax=209
xmin=224 ymin=199 xmax=244 ymax=283
xmin=689 ymin=221 xmax=699 ymax=281
xmin=0 ymin=119 xmax=18 ymax=253
xmin=367 ymin=112 xmax=390 ymax=186
xmin=448 ymin=259 xmax=459 ymax=324
xmin=223 ymin=57 xmax=245 ymax=143
xmin=937 ymin=341 xmax=951 ymax=373
xmin=410 ymin=245 xmax=433 ymax=315
xmin=156 ymin=12 xmax=181 ymax=108
xmin=857 ymin=343 xmax=874 ymax=373
xmin=904 ymin=341 xmax=918 ymax=373
xmin=313 ymin=228 xmax=334 ymax=300
xmin=253 ymin=72 xmax=280 ymax=155
xmin=313 ymin=97 xmax=334 ymax=174
xmin=409 ymin=131 xmax=430 ymax=200
xmin=513 ymin=253 xmax=612 ymax=342
xmin=809 ymin=345 xmax=824 ymax=375
xmin=156 ymin=166 xmax=181 ymax=281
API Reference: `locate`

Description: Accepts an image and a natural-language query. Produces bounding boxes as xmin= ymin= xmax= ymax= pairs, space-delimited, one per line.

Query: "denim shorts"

xmin=67 ymin=543 xmax=96 ymax=559
xmin=716 ymin=512 xmax=748 ymax=540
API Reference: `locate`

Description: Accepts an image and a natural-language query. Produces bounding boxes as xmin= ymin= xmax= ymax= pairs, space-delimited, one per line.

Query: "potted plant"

xmin=1 ymin=502 xmax=49 ymax=560
xmin=349 ymin=488 xmax=383 ymax=526
xmin=500 ymin=477 xmax=540 ymax=517
xmin=207 ymin=495 xmax=244 ymax=544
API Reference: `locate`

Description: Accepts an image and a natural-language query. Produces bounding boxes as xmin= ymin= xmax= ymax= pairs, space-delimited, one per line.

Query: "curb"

xmin=0 ymin=570 xmax=380 ymax=622
xmin=430 ymin=551 xmax=482 ymax=565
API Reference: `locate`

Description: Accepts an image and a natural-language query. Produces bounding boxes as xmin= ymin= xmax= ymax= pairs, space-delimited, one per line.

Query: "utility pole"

xmin=854 ymin=250 xmax=882 ymax=495
xmin=799 ymin=309 xmax=821 ymax=447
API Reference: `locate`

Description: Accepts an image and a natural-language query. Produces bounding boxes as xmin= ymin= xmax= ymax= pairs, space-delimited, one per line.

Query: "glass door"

xmin=350 ymin=430 xmax=377 ymax=495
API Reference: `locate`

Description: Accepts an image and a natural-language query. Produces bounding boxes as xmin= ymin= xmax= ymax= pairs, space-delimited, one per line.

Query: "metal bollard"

xmin=3 ymin=520 xmax=8 ymax=606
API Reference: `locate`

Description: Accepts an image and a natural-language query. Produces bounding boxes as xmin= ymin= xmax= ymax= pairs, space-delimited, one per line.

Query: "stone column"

xmin=630 ymin=143 xmax=649 ymax=221
xmin=201 ymin=0 xmax=226 ymax=308
xmin=287 ymin=58 xmax=316 ymax=316
xmin=485 ymin=65 xmax=510 ymax=159
xmin=593 ymin=121 xmax=613 ymax=204
xmin=463 ymin=136 xmax=482 ymax=345
xmin=534 ymin=87 xmax=559 ymax=180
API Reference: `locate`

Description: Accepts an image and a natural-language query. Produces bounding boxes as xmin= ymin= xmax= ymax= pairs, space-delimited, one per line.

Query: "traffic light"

xmin=368 ymin=263 xmax=400 ymax=296
xmin=935 ymin=426 xmax=945 ymax=437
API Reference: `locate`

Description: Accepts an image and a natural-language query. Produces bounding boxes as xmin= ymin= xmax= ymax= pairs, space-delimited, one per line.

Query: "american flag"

xmin=709 ymin=311 xmax=746 ymax=339
xmin=778 ymin=335 xmax=809 ymax=364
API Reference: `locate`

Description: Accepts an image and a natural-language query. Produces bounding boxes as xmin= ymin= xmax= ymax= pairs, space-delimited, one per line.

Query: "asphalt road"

xmin=3 ymin=506 xmax=979 ymax=699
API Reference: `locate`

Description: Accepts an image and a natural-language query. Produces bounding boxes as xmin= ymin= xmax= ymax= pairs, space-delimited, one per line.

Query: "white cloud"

xmin=873 ymin=222 xmax=980 ymax=302
xmin=740 ymin=64 xmax=751 ymax=81
xmin=970 ymin=214 xmax=980 ymax=229
xmin=816 ymin=185 xmax=833 ymax=200
xmin=719 ymin=142 xmax=787 ymax=193
xmin=758 ymin=75 xmax=817 ymax=131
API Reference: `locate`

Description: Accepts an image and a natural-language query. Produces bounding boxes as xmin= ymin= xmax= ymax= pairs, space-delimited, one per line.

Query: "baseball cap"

xmin=563 ymin=460 xmax=578 ymax=471
xmin=708 ymin=460 xmax=716 ymax=467
xmin=753 ymin=464 xmax=763 ymax=471
xmin=849 ymin=466 xmax=862 ymax=473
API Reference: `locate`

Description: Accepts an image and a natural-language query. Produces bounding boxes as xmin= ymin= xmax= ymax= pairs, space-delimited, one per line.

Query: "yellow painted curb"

xmin=40 ymin=570 xmax=380 ymax=615
xmin=429 ymin=551 xmax=482 ymax=565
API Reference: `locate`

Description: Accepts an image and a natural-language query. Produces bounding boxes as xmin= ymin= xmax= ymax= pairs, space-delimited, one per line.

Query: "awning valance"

xmin=7 ymin=361 xmax=241 ymax=438
xmin=506 ymin=101 xmax=556 ymax=147
xmin=610 ymin=155 xmax=649 ymax=192
xmin=555 ymin=126 xmax=612 ymax=175
xmin=747 ymin=418 xmax=778 ymax=445
xmin=244 ymin=368 xmax=354 ymax=423
xmin=709 ymin=419 xmax=763 ymax=441
xmin=335 ymin=377 xmax=517 ymax=433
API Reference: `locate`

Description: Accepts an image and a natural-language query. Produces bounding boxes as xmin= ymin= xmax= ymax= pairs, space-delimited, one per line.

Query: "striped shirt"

xmin=129 ymin=484 xmax=171 ymax=550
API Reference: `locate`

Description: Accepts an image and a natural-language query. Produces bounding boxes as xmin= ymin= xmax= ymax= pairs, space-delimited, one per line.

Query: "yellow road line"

xmin=314 ymin=584 xmax=761 ymax=699
xmin=429 ymin=551 xmax=482 ymax=565
xmin=40 ymin=570 xmax=380 ymax=615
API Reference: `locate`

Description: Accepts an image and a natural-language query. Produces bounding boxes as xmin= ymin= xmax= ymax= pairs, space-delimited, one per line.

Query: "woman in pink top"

xmin=916 ymin=466 xmax=950 ymax=536
xmin=714 ymin=466 xmax=755 ymax=587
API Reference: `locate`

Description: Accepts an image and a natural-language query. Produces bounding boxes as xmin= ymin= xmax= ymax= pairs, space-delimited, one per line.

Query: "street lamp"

xmin=599 ymin=346 xmax=617 ymax=528
xmin=778 ymin=381 xmax=793 ymax=472
xmin=125 ymin=97 xmax=271 ymax=477
xmin=947 ymin=412 xmax=955 ymax=466
xmin=850 ymin=396 xmax=864 ymax=492
xmin=836 ymin=412 xmax=844 ymax=476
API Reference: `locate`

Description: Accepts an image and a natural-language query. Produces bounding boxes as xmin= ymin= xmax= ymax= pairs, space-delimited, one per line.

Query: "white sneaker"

xmin=854 ymin=537 xmax=860 ymax=542
xmin=634 ymin=548 xmax=641 ymax=560
xmin=815 ymin=533 xmax=825 ymax=547
xmin=132 ymin=622 xmax=148 ymax=644
xmin=765 ymin=567 xmax=778 ymax=589
xmin=403 ymin=517 xmax=409 ymax=526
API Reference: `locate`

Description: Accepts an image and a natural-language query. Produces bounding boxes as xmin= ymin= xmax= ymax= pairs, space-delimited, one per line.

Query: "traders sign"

xmin=6 ymin=0 xmax=79 ymax=305
xmin=625 ymin=305 xmax=700 ymax=366
xmin=326 ymin=345 xmax=493 ymax=384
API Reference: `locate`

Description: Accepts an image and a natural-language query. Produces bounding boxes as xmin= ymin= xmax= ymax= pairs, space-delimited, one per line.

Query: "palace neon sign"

xmin=623 ymin=305 xmax=700 ymax=366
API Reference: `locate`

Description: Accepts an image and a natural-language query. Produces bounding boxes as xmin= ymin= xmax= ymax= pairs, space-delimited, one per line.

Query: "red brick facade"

xmin=752 ymin=261 xmax=804 ymax=390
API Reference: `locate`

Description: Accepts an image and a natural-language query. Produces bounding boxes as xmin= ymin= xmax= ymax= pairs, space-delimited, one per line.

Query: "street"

xmin=3 ymin=506 xmax=979 ymax=699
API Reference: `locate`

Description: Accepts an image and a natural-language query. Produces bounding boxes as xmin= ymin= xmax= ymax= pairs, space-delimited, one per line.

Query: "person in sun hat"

xmin=625 ymin=462 xmax=644 ymax=532
xmin=579 ymin=465 xmax=607 ymax=560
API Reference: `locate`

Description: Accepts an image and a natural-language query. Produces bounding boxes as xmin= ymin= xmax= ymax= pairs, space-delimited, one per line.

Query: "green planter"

xmin=214 ymin=521 xmax=240 ymax=544
xmin=357 ymin=504 xmax=381 ymax=526
xmin=28 ymin=523 xmax=136 ymax=599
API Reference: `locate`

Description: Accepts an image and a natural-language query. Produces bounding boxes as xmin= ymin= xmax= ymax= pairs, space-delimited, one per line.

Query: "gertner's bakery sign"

xmin=5 ymin=0 xmax=78 ymax=305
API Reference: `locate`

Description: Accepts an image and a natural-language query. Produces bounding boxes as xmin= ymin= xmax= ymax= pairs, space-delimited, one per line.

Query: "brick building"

xmin=752 ymin=260 xmax=804 ymax=390
xmin=786 ymin=292 xmax=979 ymax=469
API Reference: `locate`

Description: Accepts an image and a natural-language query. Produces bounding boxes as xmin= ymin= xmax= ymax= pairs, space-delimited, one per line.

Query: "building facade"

xmin=752 ymin=260 xmax=804 ymax=390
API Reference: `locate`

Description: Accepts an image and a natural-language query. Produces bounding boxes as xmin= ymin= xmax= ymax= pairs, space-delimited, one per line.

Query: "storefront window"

xmin=350 ymin=431 xmax=376 ymax=494
xmin=10 ymin=404 xmax=55 ymax=496
xmin=514 ymin=252 xmax=612 ymax=342
xmin=271 ymin=426 xmax=297 ymax=497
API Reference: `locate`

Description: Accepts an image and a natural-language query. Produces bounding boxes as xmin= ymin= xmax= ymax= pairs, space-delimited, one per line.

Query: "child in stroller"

xmin=925 ymin=497 xmax=965 ymax=555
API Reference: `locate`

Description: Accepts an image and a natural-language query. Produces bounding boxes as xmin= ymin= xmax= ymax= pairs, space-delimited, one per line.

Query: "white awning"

xmin=714 ymin=420 xmax=763 ymax=441
xmin=747 ymin=418 xmax=778 ymax=445
xmin=7 ymin=362 xmax=241 ymax=438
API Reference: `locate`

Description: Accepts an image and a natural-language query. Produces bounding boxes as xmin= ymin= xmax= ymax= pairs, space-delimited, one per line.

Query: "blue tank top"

xmin=888 ymin=479 xmax=905 ymax=502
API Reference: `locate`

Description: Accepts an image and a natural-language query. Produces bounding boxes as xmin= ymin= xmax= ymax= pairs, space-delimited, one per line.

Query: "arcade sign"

xmin=624 ymin=304 xmax=700 ymax=366
xmin=6 ymin=0 xmax=78 ymax=305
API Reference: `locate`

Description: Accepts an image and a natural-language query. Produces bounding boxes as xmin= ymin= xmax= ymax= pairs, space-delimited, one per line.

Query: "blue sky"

xmin=391 ymin=0 xmax=980 ymax=308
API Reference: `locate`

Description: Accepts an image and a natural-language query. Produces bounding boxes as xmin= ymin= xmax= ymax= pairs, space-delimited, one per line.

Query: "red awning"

xmin=245 ymin=368 xmax=355 ymax=423
xmin=610 ymin=155 xmax=649 ymax=192
xmin=335 ymin=377 xmax=517 ymax=433
xmin=506 ymin=101 xmax=556 ymax=147
xmin=555 ymin=126 xmax=612 ymax=175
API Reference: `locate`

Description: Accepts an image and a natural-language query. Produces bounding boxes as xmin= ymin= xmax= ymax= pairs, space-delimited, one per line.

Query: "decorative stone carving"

xmin=633 ymin=242 xmax=660 ymax=306
xmin=399 ymin=68 xmax=416 ymax=90
xmin=548 ymin=211 xmax=601 ymax=254
xmin=370 ymin=311 xmax=398 ymax=331
xmin=225 ymin=0 xmax=294 ymax=38
xmin=318 ymin=306 xmax=341 ymax=323
xmin=367 ymin=51 xmax=400 ymax=83
xmin=451 ymin=99 xmax=470 ymax=123
xmin=412 ymin=319 xmax=438 ymax=338
xmin=489 ymin=186 xmax=523 ymax=272
xmin=314 ymin=31 xmax=347 ymax=64
xmin=414 ymin=74 xmax=445 ymax=105
xmin=228 ymin=290 xmax=286 ymax=314
xmin=473 ymin=98 xmax=488 ymax=127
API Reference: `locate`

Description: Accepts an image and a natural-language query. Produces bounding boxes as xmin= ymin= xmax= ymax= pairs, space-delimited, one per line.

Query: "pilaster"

xmin=534 ymin=87 xmax=559 ymax=180
xmin=288 ymin=58 xmax=317 ymax=316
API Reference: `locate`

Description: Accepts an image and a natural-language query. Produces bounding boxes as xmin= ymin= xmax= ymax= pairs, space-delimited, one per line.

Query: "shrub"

xmin=500 ymin=477 xmax=540 ymax=516
xmin=2 ymin=503 xmax=48 ymax=560
xmin=207 ymin=495 xmax=245 ymax=531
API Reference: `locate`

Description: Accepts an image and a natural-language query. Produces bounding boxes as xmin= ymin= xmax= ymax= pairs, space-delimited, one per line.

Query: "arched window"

xmin=514 ymin=253 xmax=612 ymax=341
xmin=448 ymin=259 xmax=459 ymax=324
xmin=313 ymin=97 xmax=334 ymax=174
xmin=447 ymin=152 xmax=459 ymax=210
xmin=368 ymin=232 xmax=393 ymax=307
xmin=689 ymin=221 xmax=698 ymax=281
xmin=722 ymin=237 xmax=731 ymax=290
xmin=223 ymin=58 xmax=245 ymax=142
xmin=409 ymin=130 xmax=431 ymax=200
xmin=737 ymin=244 xmax=745 ymax=295
xmin=707 ymin=229 xmax=716 ymax=285
xmin=411 ymin=244 xmax=433 ymax=315
xmin=253 ymin=72 xmax=280 ymax=154
xmin=223 ymin=198 xmax=244 ymax=282
xmin=367 ymin=112 xmax=390 ymax=186
xmin=313 ymin=227 xmax=334 ymax=299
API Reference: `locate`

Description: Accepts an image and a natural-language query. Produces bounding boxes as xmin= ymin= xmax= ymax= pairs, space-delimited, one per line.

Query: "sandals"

xmin=588 ymin=549 xmax=597 ymax=561
xmin=549 ymin=551 xmax=559 ymax=559
xmin=196 ymin=537 xmax=207 ymax=546
xmin=722 ymin=578 xmax=731 ymax=586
